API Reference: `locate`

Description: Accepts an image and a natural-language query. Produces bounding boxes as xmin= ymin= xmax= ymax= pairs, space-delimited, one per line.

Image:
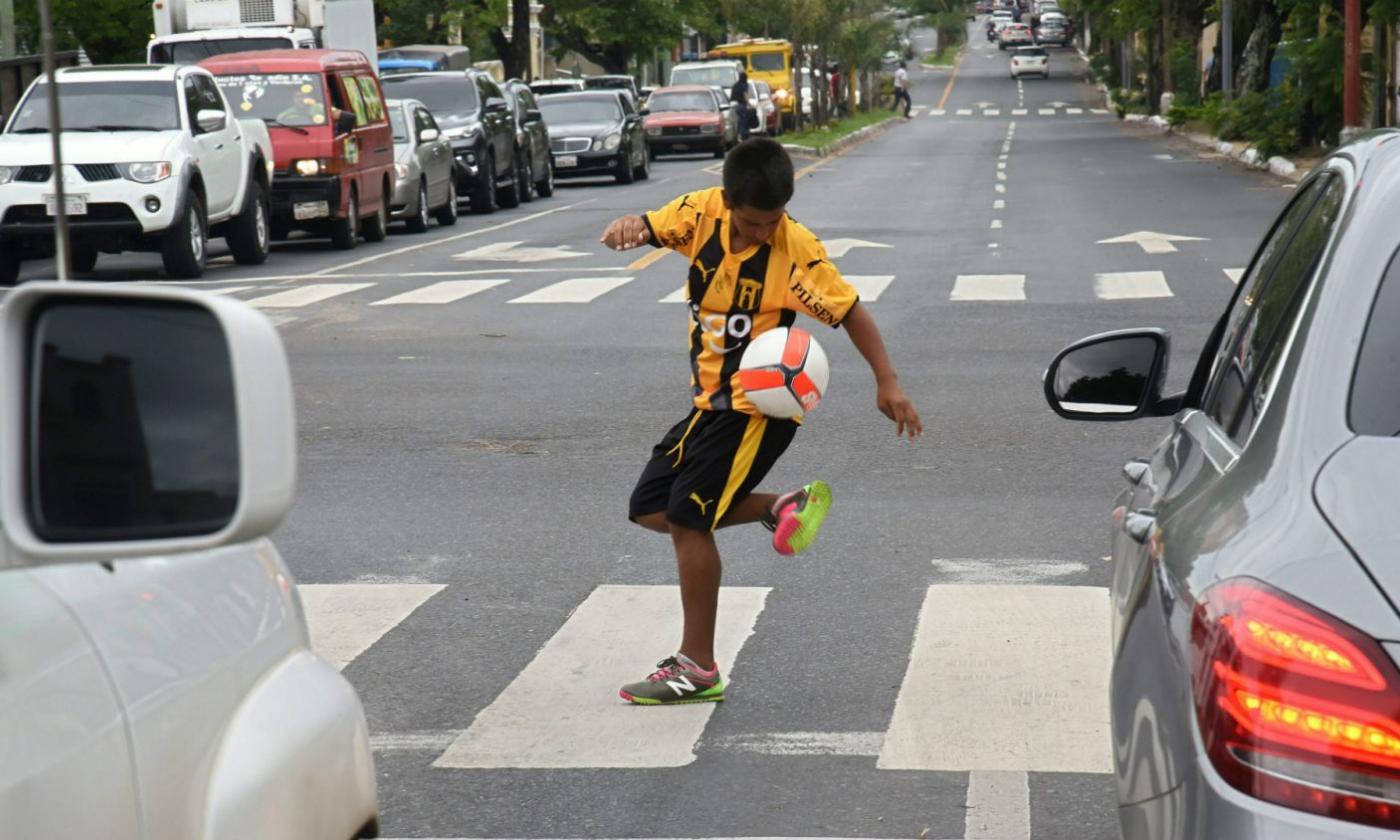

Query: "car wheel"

xmin=648 ymin=143 xmax=657 ymax=161
xmin=330 ymin=188 xmax=360 ymax=249
xmin=518 ymin=152 xmax=535 ymax=203
xmin=713 ymin=144 xmax=726 ymax=159
xmin=472 ymin=152 xmax=498 ymax=214
xmin=497 ymin=150 xmax=522 ymax=208
xmin=0 ymin=247 xmax=18 ymax=285
xmin=634 ymin=145 xmax=650 ymax=180
xmin=227 ymin=179 xmax=270 ymax=265
xmin=615 ymin=146 xmax=635 ymax=185
xmin=534 ymin=156 xmax=554 ymax=198
xmin=161 ymin=191 xmax=208 ymax=279
xmin=72 ymin=246 xmax=98 ymax=273
xmin=434 ymin=178 xmax=459 ymax=226
xmin=406 ymin=181 xmax=430 ymax=233
xmin=362 ymin=183 xmax=389 ymax=242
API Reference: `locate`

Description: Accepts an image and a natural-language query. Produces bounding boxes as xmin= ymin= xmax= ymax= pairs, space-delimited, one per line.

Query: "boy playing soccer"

xmin=600 ymin=138 xmax=921 ymax=705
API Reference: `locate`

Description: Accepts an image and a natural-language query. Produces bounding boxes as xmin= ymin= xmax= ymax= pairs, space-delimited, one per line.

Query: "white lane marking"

xmin=990 ymin=220 xmax=1003 ymax=229
xmin=987 ymin=243 xmax=999 ymax=249
xmin=371 ymin=731 xmax=463 ymax=752
xmin=965 ymin=771 xmax=1031 ymax=840
xmin=381 ymin=836 xmax=958 ymax=840
xmin=823 ymin=237 xmax=892 ymax=259
xmin=660 ymin=286 xmax=688 ymax=303
xmin=1039 ymin=108 xmax=1056 ymax=115
xmin=434 ymin=585 xmax=770 ymax=768
xmin=1067 ymin=107 xmax=1084 ymax=115
xmin=1154 ymin=154 xmax=1175 ymax=161
xmin=909 ymin=105 xmax=926 ymax=115
xmin=845 ymin=274 xmax=895 ymax=302
xmin=931 ymin=558 xmax=1089 ymax=584
xmin=877 ymin=585 xmax=1111 ymax=772
xmin=984 ymin=109 xmax=1001 ymax=116
xmin=370 ymin=279 xmax=509 ymax=306
xmin=993 ymin=199 xmax=1005 ymax=209
xmin=1225 ymin=268 xmax=1245 ymax=284
xmin=454 ymin=240 xmax=591 ymax=262
xmin=246 ymin=283 xmax=374 ymax=308
xmin=265 ymin=313 xmax=299 ymax=327
xmin=995 ymin=184 xmax=1006 ymax=194
xmin=1002 ymin=143 xmax=1011 ymax=153
xmin=996 ymin=171 xmax=1007 ymax=181
xmin=1008 ymin=120 xmax=1017 ymax=130
xmin=997 ymin=161 xmax=1007 ymax=169
xmin=710 ymin=731 xmax=884 ymax=756
xmin=956 ymin=108 xmax=973 ymax=116
xmin=1095 ymin=270 xmax=1174 ymax=299
xmin=1092 ymin=108 xmax=1110 ymax=114
xmin=205 ymin=285 xmax=259 ymax=296
xmin=298 ymin=583 xmax=446 ymax=671
xmin=930 ymin=109 xmax=946 ymax=116
xmin=1098 ymin=230 xmax=1207 ymax=254
xmin=1012 ymin=108 xmax=1028 ymax=115
xmin=951 ymin=274 xmax=1024 ymax=301
xmin=310 ymin=199 xmax=593 ymax=276
xmin=507 ymin=276 xmax=633 ymax=304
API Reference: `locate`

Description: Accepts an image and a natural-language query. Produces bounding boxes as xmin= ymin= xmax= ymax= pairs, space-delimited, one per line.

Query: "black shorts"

xmin=629 ymin=408 xmax=798 ymax=532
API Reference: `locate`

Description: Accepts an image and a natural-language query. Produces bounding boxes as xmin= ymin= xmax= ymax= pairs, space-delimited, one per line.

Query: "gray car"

xmin=386 ymin=98 xmax=458 ymax=232
xmin=1044 ymin=131 xmax=1400 ymax=838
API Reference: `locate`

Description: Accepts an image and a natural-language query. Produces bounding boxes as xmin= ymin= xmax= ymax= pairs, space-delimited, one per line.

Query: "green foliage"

xmin=1168 ymin=39 xmax=1199 ymax=106
xmin=542 ymin=0 xmax=716 ymax=73
xmin=1169 ymin=90 xmax=1302 ymax=158
xmin=15 ymin=0 xmax=152 ymax=63
xmin=927 ymin=11 xmax=967 ymax=52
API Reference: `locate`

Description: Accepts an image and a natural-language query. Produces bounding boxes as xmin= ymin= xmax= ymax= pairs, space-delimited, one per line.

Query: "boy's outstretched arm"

xmin=600 ymin=215 xmax=651 ymax=251
xmin=841 ymin=302 xmax=923 ymax=438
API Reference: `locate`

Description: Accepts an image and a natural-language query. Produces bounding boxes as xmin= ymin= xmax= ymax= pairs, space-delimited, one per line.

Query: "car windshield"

xmin=533 ymin=83 xmax=581 ymax=95
xmin=150 ymin=37 xmax=294 ymax=64
xmin=539 ymin=97 xmax=621 ymax=123
xmin=389 ymin=107 xmax=410 ymax=143
xmin=212 ymin=73 xmax=327 ymax=127
xmin=380 ymin=77 xmax=479 ymax=127
xmin=749 ymin=53 xmax=785 ymax=72
xmin=9 ymin=80 xmax=180 ymax=132
xmin=647 ymin=92 xmax=715 ymax=112
xmin=672 ymin=66 xmax=738 ymax=87
xmin=586 ymin=78 xmax=631 ymax=90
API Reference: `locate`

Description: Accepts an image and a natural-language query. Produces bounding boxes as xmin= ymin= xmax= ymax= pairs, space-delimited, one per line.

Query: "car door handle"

xmin=375 ymin=146 xmax=390 ymax=154
xmin=215 ymin=143 xmax=224 ymax=150
xmin=1123 ymin=459 xmax=1149 ymax=485
xmin=1124 ymin=511 xmax=1156 ymax=544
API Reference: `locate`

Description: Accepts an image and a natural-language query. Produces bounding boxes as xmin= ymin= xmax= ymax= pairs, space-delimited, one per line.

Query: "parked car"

xmin=502 ymin=79 xmax=554 ymax=201
xmin=754 ymin=80 xmax=781 ymax=135
xmin=380 ymin=70 xmax=520 ymax=213
xmin=0 ymin=280 xmax=378 ymax=839
xmin=1010 ymin=46 xmax=1049 ymax=78
xmin=1035 ymin=21 xmax=1069 ymax=46
xmin=386 ymin=97 xmax=458 ymax=232
xmin=584 ymin=74 xmax=640 ymax=106
xmin=529 ymin=78 xmax=586 ymax=97
xmin=642 ymin=84 xmax=733 ymax=159
xmin=203 ymin=49 xmax=395 ymax=250
xmin=0 ymin=63 xmax=273 ymax=283
xmin=999 ymin=22 xmax=1034 ymax=49
xmin=1042 ymin=131 xmax=1400 ymax=839
xmin=538 ymin=90 xmax=648 ymax=183
xmin=378 ymin=44 xmax=471 ymax=76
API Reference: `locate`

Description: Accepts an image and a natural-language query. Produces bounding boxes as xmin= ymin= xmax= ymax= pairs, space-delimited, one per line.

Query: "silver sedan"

xmin=386 ymin=98 xmax=458 ymax=232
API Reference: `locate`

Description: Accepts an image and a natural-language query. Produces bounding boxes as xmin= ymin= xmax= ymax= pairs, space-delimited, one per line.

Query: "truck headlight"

xmin=700 ymin=123 xmax=719 ymax=134
xmin=599 ymin=132 xmax=621 ymax=151
xmin=0 ymin=166 xmax=13 ymax=185
xmin=123 ymin=161 xmax=172 ymax=183
xmin=293 ymin=158 xmax=331 ymax=176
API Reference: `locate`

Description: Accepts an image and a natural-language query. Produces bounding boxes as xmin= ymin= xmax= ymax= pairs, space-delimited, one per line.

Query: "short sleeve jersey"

xmin=644 ymin=187 xmax=859 ymax=415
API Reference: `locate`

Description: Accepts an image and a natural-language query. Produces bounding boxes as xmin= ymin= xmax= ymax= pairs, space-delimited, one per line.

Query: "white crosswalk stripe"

xmin=846 ymin=274 xmax=895 ymax=302
xmin=956 ymin=108 xmax=973 ymax=116
xmin=298 ymin=583 xmax=446 ymax=671
xmin=1094 ymin=270 xmax=1173 ymax=299
xmin=1066 ymin=108 xmax=1083 ymax=115
xmin=1224 ymin=267 xmax=1245 ymax=284
xmin=247 ymin=283 xmax=375 ymax=308
xmin=507 ymin=276 xmax=633 ymax=303
xmin=370 ymin=279 xmax=509 ymax=305
xmin=952 ymin=274 xmax=1026 ymax=301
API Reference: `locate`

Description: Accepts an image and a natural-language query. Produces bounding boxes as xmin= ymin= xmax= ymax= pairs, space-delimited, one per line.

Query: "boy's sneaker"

xmin=619 ymin=657 xmax=724 ymax=705
xmin=770 ymin=480 xmax=832 ymax=556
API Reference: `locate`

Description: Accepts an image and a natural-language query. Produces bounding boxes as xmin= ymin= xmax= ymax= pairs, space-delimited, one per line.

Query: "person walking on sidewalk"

xmin=892 ymin=62 xmax=911 ymax=118
xmin=598 ymin=138 xmax=923 ymax=705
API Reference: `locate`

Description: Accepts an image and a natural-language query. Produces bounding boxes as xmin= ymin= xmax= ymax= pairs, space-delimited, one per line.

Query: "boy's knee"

xmin=633 ymin=511 xmax=670 ymax=534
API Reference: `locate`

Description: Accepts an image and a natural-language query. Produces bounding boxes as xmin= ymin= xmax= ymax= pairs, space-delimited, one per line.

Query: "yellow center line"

xmin=628 ymin=247 xmax=672 ymax=271
xmin=936 ymin=47 xmax=966 ymax=111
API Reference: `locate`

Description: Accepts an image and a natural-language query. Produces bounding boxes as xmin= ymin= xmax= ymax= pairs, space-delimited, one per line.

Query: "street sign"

xmin=1096 ymin=230 xmax=1208 ymax=254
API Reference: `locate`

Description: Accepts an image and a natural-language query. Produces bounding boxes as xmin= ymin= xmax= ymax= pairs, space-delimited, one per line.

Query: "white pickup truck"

xmin=0 ymin=64 xmax=275 ymax=282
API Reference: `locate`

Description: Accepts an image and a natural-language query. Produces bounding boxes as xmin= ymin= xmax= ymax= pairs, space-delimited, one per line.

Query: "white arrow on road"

xmin=1096 ymin=230 xmax=1208 ymax=255
xmin=454 ymin=240 xmax=591 ymax=262
xmin=822 ymin=238 xmax=893 ymax=259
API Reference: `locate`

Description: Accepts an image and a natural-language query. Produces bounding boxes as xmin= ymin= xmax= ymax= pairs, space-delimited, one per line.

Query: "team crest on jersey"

xmin=735 ymin=278 xmax=763 ymax=311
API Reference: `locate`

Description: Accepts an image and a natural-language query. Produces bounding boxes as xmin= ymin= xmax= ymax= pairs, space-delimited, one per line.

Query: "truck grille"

xmin=15 ymin=165 xmax=51 ymax=182
xmin=76 ymin=164 xmax=121 ymax=182
xmin=238 ymin=0 xmax=278 ymax=23
xmin=551 ymin=137 xmax=591 ymax=154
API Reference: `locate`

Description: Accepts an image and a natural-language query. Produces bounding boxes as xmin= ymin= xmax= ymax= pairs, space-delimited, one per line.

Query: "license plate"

xmin=44 ymin=194 xmax=87 ymax=216
xmin=556 ymin=155 xmax=578 ymax=168
xmin=293 ymin=201 xmax=329 ymax=221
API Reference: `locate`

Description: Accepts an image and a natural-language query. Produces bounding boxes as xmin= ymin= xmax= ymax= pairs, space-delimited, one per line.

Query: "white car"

xmin=0 ymin=64 xmax=274 ymax=283
xmin=1011 ymin=46 xmax=1050 ymax=78
xmin=0 ymin=281 xmax=380 ymax=839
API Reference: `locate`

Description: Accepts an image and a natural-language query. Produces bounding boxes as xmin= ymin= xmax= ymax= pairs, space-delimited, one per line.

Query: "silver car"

xmin=387 ymin=97 xmax=458 ymax=232
xmin=1044 ymin=131 xmax=1400 ymax=838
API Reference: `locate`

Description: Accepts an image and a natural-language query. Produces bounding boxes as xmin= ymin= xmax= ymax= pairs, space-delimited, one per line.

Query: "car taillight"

xmin=1192 ymin=579 xmax=1400 ymax=829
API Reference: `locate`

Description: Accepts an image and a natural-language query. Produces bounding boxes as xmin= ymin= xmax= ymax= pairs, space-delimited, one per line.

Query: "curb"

xmin=782 ymin=116 xmax=902 ymax=158
xmin=1124 ymin=115 xmax=1309 ymax=183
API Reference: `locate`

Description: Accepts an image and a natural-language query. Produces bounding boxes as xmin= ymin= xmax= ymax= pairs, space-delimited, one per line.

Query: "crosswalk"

xmin=181 ymin=267 xmax=1244 ymax=317
xmin=919 ymin=107 xmax=1107 ymax=118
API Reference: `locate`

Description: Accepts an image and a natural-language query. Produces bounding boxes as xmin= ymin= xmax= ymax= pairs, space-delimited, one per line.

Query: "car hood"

xmin=0 ymin=131 xmax=180 ymax=166
xmin=646 ymin=111 xmax=721 ymax=126
xmin=1314 ymin=436 xmax=1400 ymax=616
xmin=545 ymin=119 xmax=618 ymax=138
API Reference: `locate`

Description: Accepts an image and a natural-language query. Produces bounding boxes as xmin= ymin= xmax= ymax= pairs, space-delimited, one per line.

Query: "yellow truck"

xmin=708 ymin=39 xmax=794 ymax=118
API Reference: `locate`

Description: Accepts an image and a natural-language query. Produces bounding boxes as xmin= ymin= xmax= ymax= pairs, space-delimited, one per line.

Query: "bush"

xmin=1168 ymin=40 xmax=1200 ymax=108
xmin=1089 ymin=53 xmax=1111 ymax=84
xmin=1167 ymin=91 xmax=1301 ymax=158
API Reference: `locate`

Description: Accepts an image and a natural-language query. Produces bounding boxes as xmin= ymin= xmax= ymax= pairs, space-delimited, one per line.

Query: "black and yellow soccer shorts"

xmin=629 ymin=407 xmax=799 ymax=532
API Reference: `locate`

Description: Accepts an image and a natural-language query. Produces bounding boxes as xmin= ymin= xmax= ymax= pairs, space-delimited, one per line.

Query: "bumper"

xmin=271 ymin=174 xmax=343 ymax=225
xmin=0 ymin=174 xmax=182 ymax=242
xmin=551 ymin=150 xmax=623 ymax=177
xmin=646 ymin=135 xmax=724 ymax=154
xmin=390 ymin=176 xmax=421 ymax=219
xmin=450 ymin=143 xmax=485 ymax=192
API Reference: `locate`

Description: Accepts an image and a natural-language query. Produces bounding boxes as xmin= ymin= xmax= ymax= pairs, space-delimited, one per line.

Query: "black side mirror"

xmin=335 ymin=110 xmax=357 ymax=135
xmin=525 ymin=108 xmax=543 ymax=123
xmin=485 ymin=97 xmax=508 ymax=113
xmin=1043 ymin=329 xmax=1172 ymax=421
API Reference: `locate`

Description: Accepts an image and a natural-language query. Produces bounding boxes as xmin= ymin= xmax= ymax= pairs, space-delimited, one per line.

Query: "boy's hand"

xmin=877 ymin=380 xmax=923 ymax=439
xmin=600 ymin=215 xmax=651 ymax=251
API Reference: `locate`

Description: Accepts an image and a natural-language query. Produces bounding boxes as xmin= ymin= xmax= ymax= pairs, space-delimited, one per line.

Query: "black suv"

xmin=502 ymin=79 xmax=554 ymax=202
xmin=381 ymin=70 xmax=519 ymax=213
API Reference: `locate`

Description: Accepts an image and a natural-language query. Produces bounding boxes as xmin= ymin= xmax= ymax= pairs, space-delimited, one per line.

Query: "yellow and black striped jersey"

xmin=643 ymin=188 xmax=859 ymax=415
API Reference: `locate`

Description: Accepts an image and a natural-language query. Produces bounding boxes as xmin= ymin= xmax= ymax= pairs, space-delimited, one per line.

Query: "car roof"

xmin=651 ymin=85 xmax=718 ymax=95
xmin=381 ymin=70 xmax=488 ymax=85
xmin=537 ymin=90 xmax=625 ymax=103
xmin=380 ymin=44 xmax=469 ymax=55
xmin=199 ymin=48 xmax=371 ymax=73
xmin=55 ymin=64 xmax=183 ymax=82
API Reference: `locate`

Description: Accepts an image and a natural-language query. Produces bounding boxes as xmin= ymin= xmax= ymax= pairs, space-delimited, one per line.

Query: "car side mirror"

xmin=525 ymin=108 xmax=543 ymax=123
xmin=1043 ymin=328 xmax=1172 ymax=421
xmin=485 ymin=97 xmax=508 ymax=113
xmin=195 ymin=108 xmax=227 ymax=134
xmin=335 ymin=109 xmax=357 ymax=135
xmin=418 ymin=127 xmax=440 ymax=142
xmin=0 ymin=283 xmax=296 ymax=567
xmin=638 ymin=106 xmax=649 ymax=115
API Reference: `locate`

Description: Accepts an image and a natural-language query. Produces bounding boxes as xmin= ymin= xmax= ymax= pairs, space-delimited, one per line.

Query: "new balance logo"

xmin=666 ymin=675 xmax=696 ymax=697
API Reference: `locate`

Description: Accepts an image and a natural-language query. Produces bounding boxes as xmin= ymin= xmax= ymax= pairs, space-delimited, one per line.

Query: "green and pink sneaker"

xmin=769 ymin=480 xmax=832 ymax=556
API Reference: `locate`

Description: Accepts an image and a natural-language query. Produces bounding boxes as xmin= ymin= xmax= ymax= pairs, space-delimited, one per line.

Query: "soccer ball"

xmin=737 ymin=327 xmax=830 ymax=419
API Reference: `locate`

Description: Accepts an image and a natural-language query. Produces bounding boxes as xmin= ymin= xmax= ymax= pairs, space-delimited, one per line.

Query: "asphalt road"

xmin=9 ymin=23 xmax=1298 ymax=840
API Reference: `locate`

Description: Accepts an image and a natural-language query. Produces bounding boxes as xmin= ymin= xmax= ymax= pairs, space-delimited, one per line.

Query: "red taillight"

xmin=1192 ymin=579 xmax=1400 ymax=828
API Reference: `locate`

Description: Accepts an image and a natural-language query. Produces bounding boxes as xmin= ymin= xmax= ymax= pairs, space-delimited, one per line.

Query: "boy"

xmin=599 ymin=138 xmax=921 ymax=705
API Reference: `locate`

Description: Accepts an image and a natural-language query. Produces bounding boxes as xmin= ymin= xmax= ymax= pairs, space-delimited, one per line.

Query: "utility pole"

xmin=1221 ymin=0 xmax=1233 ymax=101
xmin=37 ymin=0 xmax=70 ymax=282
xmin=1344 ymin=0 xmax=1362 ymax=130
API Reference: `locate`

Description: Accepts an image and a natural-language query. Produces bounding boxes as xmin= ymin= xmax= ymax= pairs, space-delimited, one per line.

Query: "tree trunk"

xmin=1235 ymin=6 xmax=1278 ymax=95
xmin=1148 ymin=26 xmax=1164 ymax=113
xmin=511 ymin=0 xmax=531 ymax=80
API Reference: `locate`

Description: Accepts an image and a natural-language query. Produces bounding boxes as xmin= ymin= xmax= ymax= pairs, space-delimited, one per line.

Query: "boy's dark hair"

xmin=722 ymin=138 xmax=794 ymax=211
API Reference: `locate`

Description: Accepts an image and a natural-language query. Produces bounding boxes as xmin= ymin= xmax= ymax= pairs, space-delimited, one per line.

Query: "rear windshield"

xmin=1351 ymin=248 xmax=1400 ymax=435
xmin=749 ymin=53 xmax=786 ymax=72
xmin=9 ymin=80 xmax=180 ymax=132
xmin=213 ymin=73 xmax=327 ymax=127
xmin=539 ymin=97 xmax=621 ymax=123
xmin=647 ymin=91 xmax=715 ymax=112
xmin=532 ymin=83 xmax=581 ymax=95
xmin=380 ymin=76 xmax=478 ymax=126
xmin=585 ymin=77 xmax=632 ymax=91
xmin=672 ymin=66 xmax=739 ymax=87
xmin=1017 ymin=48 xmax=1048 ymax=57
xmin=150 ymin=37 xmax=294 ymax=64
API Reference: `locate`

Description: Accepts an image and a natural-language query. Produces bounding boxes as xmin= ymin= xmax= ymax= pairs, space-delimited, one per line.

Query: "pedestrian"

xmin=598 ymin=138 xmax=923 ymax=705
xmin=892 ymin=61 xmax=911 ymax=119
xmin=731 ymin=71 xmax=752 ymax=140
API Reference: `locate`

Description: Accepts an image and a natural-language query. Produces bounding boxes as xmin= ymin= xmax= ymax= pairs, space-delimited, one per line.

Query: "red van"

xmin=201 ymin=50 xmax=395 ymax=249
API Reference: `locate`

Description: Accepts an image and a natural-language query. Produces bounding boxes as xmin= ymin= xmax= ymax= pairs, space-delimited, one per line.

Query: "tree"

xmin=15 ymin=0 xmax=150 ymax=63
xmin=541 ymin=0 xmax=714 ymax=74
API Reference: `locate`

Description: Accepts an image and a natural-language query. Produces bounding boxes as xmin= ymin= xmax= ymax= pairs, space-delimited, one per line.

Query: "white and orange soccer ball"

xmin=737 ymin=326 xmax=830 ymax=419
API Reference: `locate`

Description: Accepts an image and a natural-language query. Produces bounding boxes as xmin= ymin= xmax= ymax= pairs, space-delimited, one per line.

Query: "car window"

xmin=1210 ymin=175 xmax=1344 ymax=444
xmin=1350 ymin=247 xmax=1400 ymax=435
xmin=340 ymin=73 xmax=368 ymax=126
xmin=478 ymin=77 xmax=503 ymax=102
xmin=389 ymin=105 xmax=409 ymax=142
xmin=183 ymin=77 xmax=202 ymax=129
xmin=517 ymin=87 xmax=537 ymax=112
xmin=414 ymin=106 xmax=436 ymax=135
xmin=356 ymin=76 xmax=385 ymax=123
xmin=193 ymin=75 xmax=224 ymax=114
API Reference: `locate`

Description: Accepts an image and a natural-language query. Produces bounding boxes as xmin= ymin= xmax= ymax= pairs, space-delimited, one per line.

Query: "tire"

xmin=72 ymin=246 xmax=98 ymax=273
xmin=647 ymin=143 xmax=657 ymax=161
xmin=434 ymin=179 xmax=459 ymax=226
xmin=330 ymin=188 xmax=360 ymax=250
xmin=472 ymin=152 xmax=498 ymax=214
xmin=497 ymin=150 xmax=522 ymax=208
xmin=0 ymin=248 xmax=18 ymax=285
xmin=161 ymin=191 xmax=208 ymax=279
xmin=634 ymin=145 xmax=650 ymax=180
xmin=362 ymin=183 xmax=389 ymax=242
xmin=534 ymin=156 xmax=554 ymax=197
xmin=713 ymin=144 xmax=726 ymax=159
xmin=517 ymin=152 xmax=535 ymax=203
xmin=406 ymin=181 xmax=430 ymax=233
xmin=226 ymin=179 xmax=270 ymax=265
xmin=614 ymin=146 xmax=635 ymax=184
